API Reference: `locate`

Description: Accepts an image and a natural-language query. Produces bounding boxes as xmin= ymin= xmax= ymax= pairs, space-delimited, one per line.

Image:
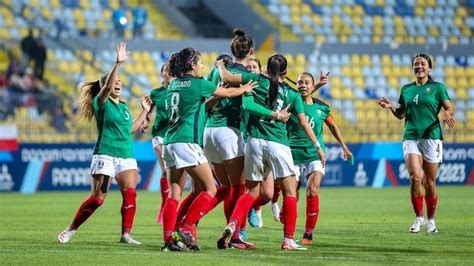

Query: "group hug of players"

xmin=57 ymin=28 xmax=456 ymax=251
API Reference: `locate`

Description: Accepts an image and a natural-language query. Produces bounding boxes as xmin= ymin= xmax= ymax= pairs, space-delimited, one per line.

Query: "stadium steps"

xmin=244 ymin=0 xmax=301 ymax=42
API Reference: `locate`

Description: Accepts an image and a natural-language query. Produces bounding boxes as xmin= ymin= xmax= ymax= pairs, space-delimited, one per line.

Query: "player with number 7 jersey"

xmin=216 ymin=54 xmax=325 ymax=251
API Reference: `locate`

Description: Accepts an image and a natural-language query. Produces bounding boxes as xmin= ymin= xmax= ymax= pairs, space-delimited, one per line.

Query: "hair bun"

xmin=233 ymin=28 xmax=246 ymax=37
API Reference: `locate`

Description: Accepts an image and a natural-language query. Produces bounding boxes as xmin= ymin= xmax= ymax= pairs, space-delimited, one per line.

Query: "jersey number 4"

xmin=413 ymin=94 xmax=419 ymax=105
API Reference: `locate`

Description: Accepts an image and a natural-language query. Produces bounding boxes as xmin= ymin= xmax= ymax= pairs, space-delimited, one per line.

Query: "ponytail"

xmin=169 ymin=48 xmax=200 ymax=78
xmin=230 ymin=28 xmax=253 ymax=59
xmin=266 ymin=54 xmax=287 ymax=107
xmin=78 ymin=73 xmax=109 ymax=121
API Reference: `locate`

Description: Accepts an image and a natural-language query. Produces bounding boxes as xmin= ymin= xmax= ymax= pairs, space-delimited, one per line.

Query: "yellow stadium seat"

xmin=312 ymin=14 xmax=322 ymax=25
xmin=448 ymin=36 xmax=459 ymax=45
xmin=415 ymin=7 xmax=424 ymax=16
xmin=456 ymin=88 xmax=468 ymax=100
xmin=456 ymin=7 xmax=467 ymax=17
xmin=351 ymin=54 xmax=361 ymax=66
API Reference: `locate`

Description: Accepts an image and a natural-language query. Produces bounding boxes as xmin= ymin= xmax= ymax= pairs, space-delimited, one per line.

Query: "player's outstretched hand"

xmin=316 ymin=70 xmax=331 ymax=89
xmin=377 ymin=97 xmax=392 ymax=109
xmin=241 ymin=81 xmax=258 ymax=93
xmin=116 ymin=42 xmax=130 ymax=64
xmin=443 ymin=112 xmax=456 ymax=128
xmin=141 ymin=96 xmax=152 ymax=112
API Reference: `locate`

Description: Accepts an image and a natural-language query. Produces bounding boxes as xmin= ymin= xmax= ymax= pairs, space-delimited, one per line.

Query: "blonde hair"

xmin=78 ymin=73 xmax=109 ymax=121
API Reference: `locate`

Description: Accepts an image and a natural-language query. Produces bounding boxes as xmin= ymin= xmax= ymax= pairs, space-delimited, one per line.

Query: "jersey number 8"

xmin=167 ymin=92 xmax=180 ymax=123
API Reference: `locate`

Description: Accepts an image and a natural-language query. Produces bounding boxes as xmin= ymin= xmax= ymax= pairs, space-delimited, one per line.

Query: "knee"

xmin=206 ymin=185 xmax=217 ymax=197
xmin=409 ymin=169 xmax=423 ymax=184
xmin=307 ymin=184 xmax=320 ymax=196
xmin=260 ymin=193 xmax=272 ymax=204
xmin=121 ymin=188 xmax=137 ymax=199
xmin=424 ymin=179 xmax=436 ymax=191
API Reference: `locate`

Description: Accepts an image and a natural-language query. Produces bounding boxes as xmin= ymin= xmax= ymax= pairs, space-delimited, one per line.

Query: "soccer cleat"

xmin=58 ymin=227 xmax=76 ymax=243
xmin=239 ymin=228 xmax=248 ymax=241
xmin=271 ymin=203 xmax=280 ymax=222
xmin=302 ymin=232 xmax=313 ymax=245
xmin=281 ymin=239 xmax=307 ymax=251
xmin=426 ymin=219 xmax=438 ymax=233
xmin=409 ymin=217 xmax=425 ymax=233
xmin=161 ymin=241 xmax=185 ymax=252
xmin=229 ymin=238 xmax=257 ymax=249
xmin=120 ymin=233 xmax=142 ymax=245
xmin=157 ymin=206 xmax=164 ymax=224
xmin=248 ymin=208 xmax=259 ymax=228
xmin=173 ymin=229 xmax=199 ymax=251
xmin=217 ymin=223 xmax=235 ymax=249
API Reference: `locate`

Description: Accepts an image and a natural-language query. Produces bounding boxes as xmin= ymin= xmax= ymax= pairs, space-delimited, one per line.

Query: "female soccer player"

xmin=160 ymin=47 xmax=258 ymax=251
xmin=149 ymin=63 xmax=172 ymax=224
xmin=377 ymin=53 xmax=455 ymax=233
xmin=58 ymin=42 xmax=151 ymax=245
xmin=217 ymin=54 xmax=326 ymax=250
xmin=245 ymin=56 xmax=282 ymax=228
xmin=203 ymin=29 xmax=255 ymax=233
xmin=288 ymin=71 xmax=352 ymax=244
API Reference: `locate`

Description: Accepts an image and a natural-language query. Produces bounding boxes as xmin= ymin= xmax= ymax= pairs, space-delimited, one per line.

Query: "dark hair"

xmin=267 ymin=54 xmax=287 ymax=107
xmin=230 ymin=28 xmax=253 ymax=59
xmin=169 ymin=48 xmax=201 ymax=78
xmin=412 ymin=53 xmax=433 ymax=81
xmin=215 ymin=53 xmax=233 ymax=66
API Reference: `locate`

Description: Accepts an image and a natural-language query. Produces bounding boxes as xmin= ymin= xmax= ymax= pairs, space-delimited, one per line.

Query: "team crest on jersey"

xmin=124 ymin=110 xmax=130 ymax=120
xmin=426 ymin=87 xmax=431 ymax=92
xmin=317 ymin=109 xmax=322 ymax=116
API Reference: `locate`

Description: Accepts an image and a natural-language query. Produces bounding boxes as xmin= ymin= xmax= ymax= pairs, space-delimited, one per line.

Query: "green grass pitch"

xmin=0 ymin=186 xmax=473 ymax=265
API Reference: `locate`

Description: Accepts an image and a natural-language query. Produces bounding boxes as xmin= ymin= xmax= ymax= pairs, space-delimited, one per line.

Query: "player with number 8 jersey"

xmin=377 ymin=53 xmax=455 ymax=234
xmin=160 ymin=47 xmax=258 ymax=252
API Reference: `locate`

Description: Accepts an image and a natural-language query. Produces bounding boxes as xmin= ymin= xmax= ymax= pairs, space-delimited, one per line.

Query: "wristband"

xmin=276 ymin=111 xmax=280 ymax=120
xmin=313 ymin=141 xmax=321 ymax=149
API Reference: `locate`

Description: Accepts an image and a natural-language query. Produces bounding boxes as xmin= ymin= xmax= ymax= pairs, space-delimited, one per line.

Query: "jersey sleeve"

xmin=241 ymin=72 xmax=260 ymax=84
xmin=242 ymin=94 xmax=273 ymax=118
xmin=93 ymin=95 xmax=103 ymax=111
xmin=200 ymin=79 xmax=218 ymax=98
xmin=438 ymin=83 xmax=450 ymax=102
xmin=291 ymin=91 xmax=304 ymax=114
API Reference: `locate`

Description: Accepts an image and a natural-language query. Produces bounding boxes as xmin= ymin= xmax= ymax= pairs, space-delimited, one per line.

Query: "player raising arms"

xmin=148 ymin=63 xmax=172 ymax=224
xmin=377 ymin=53 xmax=455 ymax=233
xmin=288 ymin=71 xmax=352 ymax=245
xmin=160 ymin=47 xmax=258 ymax=251
xmin=58 ymin=42 xmax=151 ymax=245
xmin=217 ymin=54 xmax=326 ymax=250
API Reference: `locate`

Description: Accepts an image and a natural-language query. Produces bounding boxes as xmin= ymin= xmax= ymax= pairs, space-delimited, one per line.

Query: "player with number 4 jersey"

xmin=377 ymin=53 xmax=455 ymax=234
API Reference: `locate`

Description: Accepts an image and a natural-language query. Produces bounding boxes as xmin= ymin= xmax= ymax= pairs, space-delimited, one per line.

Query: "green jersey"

xmin=163 ymin=75 xmax=217 ymax=146
xmin=242 ymin=72 xmax=304 ymax=146
xmin=92 ymin=95 xmax=134 ymax=158
xmin=150 ymin=86 xmax=168 ymax=138
xmin=398 ymin=80 xmax=450 ymax=140
xmin=206 ymin=63 xmax=249 ymax=129
xmin=288 ymin=98 xmax=330 ymax=164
